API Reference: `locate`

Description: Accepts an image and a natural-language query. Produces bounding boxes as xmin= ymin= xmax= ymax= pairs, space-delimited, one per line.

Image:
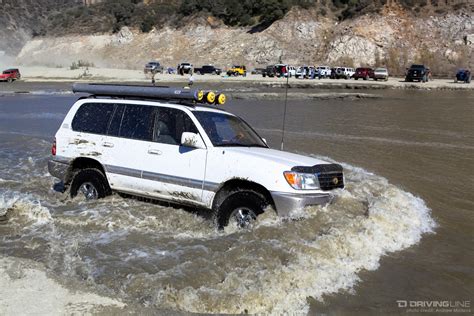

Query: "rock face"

xmin=466 ymin=34 xmax=474 ymax=46
xmin=15 ymin=5 xmax=474 ymax=74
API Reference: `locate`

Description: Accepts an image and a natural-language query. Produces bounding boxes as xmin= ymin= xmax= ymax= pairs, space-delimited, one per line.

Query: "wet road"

xmin=0 ymin=87 xmax=472 ymax=314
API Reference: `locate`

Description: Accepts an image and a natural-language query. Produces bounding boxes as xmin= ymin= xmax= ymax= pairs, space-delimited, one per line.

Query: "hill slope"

xmin=2 ymin=0 xmax=473 ymax=75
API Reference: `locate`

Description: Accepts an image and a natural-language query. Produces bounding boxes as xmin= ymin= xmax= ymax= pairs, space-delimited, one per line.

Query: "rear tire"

xmin=215 ymin=190 xmax=267 ymax=229
xmin=70 ymin=168 xmax=111 ymax=200
xmin=7 ymin=78 xmax=13 ymax=83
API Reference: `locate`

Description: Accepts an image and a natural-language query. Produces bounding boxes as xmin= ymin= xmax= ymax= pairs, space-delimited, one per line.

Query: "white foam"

xmin=0 ymin=194 xmax=52 ymax=225
xmin=151 ymin=163 xmax=436 ymax=314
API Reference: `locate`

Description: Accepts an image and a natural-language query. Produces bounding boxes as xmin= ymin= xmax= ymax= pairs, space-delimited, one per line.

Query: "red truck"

xmin=0 ymin=69 xmax=21 ymax=83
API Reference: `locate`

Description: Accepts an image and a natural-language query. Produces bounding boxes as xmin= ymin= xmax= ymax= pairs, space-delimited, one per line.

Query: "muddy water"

xmin=0 ymin=89 xmax=472 ymax=314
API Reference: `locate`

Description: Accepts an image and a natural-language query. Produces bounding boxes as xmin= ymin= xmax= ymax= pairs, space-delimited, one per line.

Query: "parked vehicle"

xmin=251 ymin=68 xmax=265 ymax=75
xmin=295 ymin=66 xmax=308 ymax=79
xmin=316 ymin=66 xmax=331 ymax=78
xmin=287 ymin=66 xmax=297 ymax=77
xmin=177 ymin=62 xmax=193 ymax=75
xmin=227 ymin=65 xmax=246 ymax=76
xmin=455 ymin=69 xmax=471 ymax=83
xmin=335 ymin=67 xmax=355 ymax=79
xmin=295 ymin=66 xmax=315 ymax=79
xmin=144 ymin=61 xmax=163 ymax=74
xmin=194 ymin=65 xmax=222 ymax=75
xmin=0 ymin=68 xmax=21 ymax=82
xmin=262 ymin=65 xmax=277 ymax=78
xmin=352 ymin=67 xmax=374 ymax=80
xmin=274 ymin=64 xmax=296 ymax=78
xmin=49 ymin=84 xmax=344 ymax=229
xmin=405 ymin=64 xmax=430 ymax=82
xmin=373 ymin=67 xmax=389 ymax=81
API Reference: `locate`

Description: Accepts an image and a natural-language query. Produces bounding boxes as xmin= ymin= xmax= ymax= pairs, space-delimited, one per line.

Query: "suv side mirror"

xmin=181 ymin=132 xmax=206 ymax=149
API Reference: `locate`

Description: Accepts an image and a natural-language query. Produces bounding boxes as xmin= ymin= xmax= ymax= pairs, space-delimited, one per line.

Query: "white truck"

xmin=48 ymin=84 xmax=344 ymax=228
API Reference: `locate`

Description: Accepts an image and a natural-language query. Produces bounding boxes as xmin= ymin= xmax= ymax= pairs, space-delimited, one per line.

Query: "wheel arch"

xmin=67 ymin=157 xmax=107 ymax=183
xmin=211 ymin=178 xmax=275 ymax=212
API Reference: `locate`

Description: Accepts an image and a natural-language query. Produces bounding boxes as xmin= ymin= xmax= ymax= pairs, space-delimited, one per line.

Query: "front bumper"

xmin=270 ymin=191 xmax=333 ymax=217
xmin=48 ymin=159 xmax=70 ymax=182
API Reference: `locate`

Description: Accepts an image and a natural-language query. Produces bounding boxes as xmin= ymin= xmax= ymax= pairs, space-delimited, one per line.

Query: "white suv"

xmin=316 ymin=66 xmax=331 ymax=78
xmin=49 ymin=84 xmax=344 ymax=228
xmin=335 ymin=67 xmax=355 ymax=79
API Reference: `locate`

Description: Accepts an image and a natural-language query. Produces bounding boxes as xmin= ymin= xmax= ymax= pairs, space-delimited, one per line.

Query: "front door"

xmin=140 ymin=107 xmax=207 ymax=206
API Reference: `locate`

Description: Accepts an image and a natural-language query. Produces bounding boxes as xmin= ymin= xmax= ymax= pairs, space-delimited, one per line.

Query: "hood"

xmin=220 ymin=147 xmax=330 ymax=168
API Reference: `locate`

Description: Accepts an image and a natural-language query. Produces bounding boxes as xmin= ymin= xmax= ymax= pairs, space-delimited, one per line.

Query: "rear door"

xmin=100 ymin=103 xmax=157 ymax=193
xmin=66 ymin=102 xmax=115 ymax=166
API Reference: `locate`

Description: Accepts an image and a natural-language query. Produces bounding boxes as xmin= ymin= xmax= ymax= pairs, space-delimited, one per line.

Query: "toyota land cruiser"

xmin=48 ymin=84 xmax=344 ymax=228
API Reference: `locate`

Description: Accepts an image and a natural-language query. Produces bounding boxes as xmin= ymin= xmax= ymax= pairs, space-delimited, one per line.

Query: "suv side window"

xmin=154 ymin=108 xmax=198 ymax=145
xmin=72 ymin=103 xmax=115 ymax=135
xmin=107 ymin=104 xmax=125 ymax=137
xmin=119 ymin=104 xmax=155 ymax=141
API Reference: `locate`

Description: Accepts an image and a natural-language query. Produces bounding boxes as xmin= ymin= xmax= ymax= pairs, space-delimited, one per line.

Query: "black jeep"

xmin=405 ymin=64 xmax=430 ymax=82
xmin=262 ymin=65 xmax=276 ymax=77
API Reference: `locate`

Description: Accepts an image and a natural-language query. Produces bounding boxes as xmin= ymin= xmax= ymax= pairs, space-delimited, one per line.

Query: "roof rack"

xmin=72 ymin=83 xmax=226 ymax=105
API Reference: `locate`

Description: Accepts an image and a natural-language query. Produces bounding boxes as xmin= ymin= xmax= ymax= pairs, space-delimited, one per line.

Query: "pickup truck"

xmin=194 ymin=65 xmax=222 ymax=75
xmin=144 ymin=61 xmax=163 ymax=74
xmin=0 ymin=68 xmax=21 ymax=82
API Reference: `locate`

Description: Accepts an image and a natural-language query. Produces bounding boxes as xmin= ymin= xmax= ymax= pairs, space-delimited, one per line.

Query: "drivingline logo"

xmin=396 ymin=300 xmax=471 ymax=313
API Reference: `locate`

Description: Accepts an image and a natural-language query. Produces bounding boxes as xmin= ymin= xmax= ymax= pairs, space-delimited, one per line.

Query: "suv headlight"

xmin=283 ymin=171 xmax=320 ymax=190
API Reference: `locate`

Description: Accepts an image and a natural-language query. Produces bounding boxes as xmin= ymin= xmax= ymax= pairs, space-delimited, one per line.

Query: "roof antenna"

xmin=280 ymin=64 xmax=290 ymax=151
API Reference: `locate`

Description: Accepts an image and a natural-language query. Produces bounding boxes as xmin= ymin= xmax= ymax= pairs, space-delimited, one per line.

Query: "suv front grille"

xmin=291 ymin=163 xmax=345 ymax=191
xmin=317 ymin=171 xmax=344 ymax=190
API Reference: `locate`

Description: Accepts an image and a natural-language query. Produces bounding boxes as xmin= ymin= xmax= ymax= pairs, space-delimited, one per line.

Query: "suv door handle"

xmin=148 ymin=149 xmax=162 ymax=155
xmin=102 ymin=142 xmax=114 ymax=148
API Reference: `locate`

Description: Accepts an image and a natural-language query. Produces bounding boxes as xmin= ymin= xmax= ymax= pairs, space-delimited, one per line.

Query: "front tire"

xmin=70 ymin=168 xmax=111 ymax=200
xmin=215 ymin=190 xmax=267 ymax=229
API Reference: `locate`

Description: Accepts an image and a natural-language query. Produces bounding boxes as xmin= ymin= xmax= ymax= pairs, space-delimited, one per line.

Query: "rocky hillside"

xmin=0 ymin=0 xmax=82 ymax=54
xmin=3 ymin=0 xmax=474 ymax=76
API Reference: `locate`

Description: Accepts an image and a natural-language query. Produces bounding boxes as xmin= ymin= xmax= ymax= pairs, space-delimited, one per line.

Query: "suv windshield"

xmin=193 ymin=111 xmax=267 ymax=148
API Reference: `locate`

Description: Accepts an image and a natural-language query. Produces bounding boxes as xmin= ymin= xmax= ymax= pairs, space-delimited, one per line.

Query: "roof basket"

xmin=72 ymin=83 xmax=226 ymax=105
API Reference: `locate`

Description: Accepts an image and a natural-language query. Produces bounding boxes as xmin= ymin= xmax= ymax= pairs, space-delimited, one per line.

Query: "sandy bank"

xmin=6 ymin=66 xmax=474 ymax=91
xmin=0 ymin=256 xmax=125 ymax=315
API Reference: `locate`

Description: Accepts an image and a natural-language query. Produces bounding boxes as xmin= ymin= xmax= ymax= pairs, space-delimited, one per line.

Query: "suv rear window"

xmin=72 ymin=103 xmax=115 ymax=135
